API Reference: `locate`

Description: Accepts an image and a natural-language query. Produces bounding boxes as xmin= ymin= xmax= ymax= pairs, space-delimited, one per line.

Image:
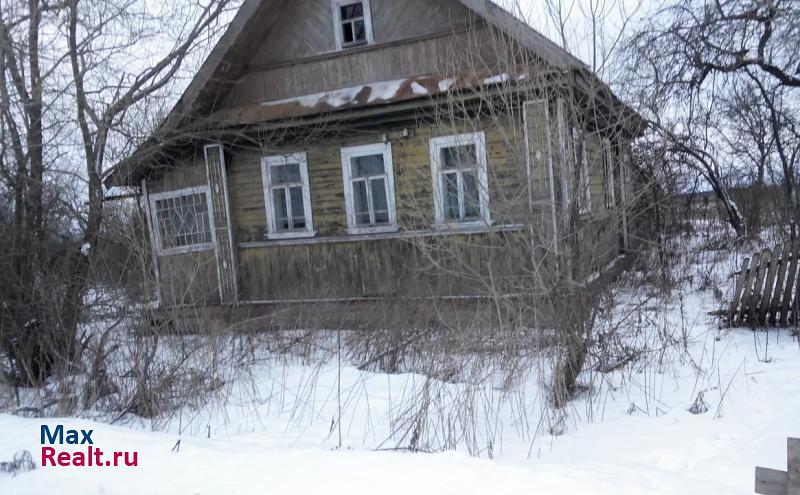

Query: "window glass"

xmin=462 ymin=171 xmax=481 ymax=219
xmin=370 ymin=178 xmax=389 ymax=224
xmin=272 ymin=163 xmax=301 ymax=185
xmin=273 ymin=189 xmax=290 ymax=231
xmin=442 ymin=173 xmax=460 ymax=220
xmin=442 ymin=145 xmax=477 ymax=170
xmin=352 ymin=20 xmax=365 ymax=42
xmin=290 ymin=187 xmax=306 ymax=228
xmin=352 ymin=180 xmax=371 ymax=225
xmin=343 ymin=23 xmax=354 ymax=44
xmin=352 ymin=154 xmax=385 ymax=178
xmin=154 ymin=191 xmax=212 ymax=251
xmin=340 ymin=3 xmax=363 ymax=19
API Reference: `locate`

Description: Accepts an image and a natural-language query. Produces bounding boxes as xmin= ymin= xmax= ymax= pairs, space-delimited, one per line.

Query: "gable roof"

xmin=105 ymin=0 xmax=627 ymax=188
xmin=181 ymin=0 xmax=590 ymax=127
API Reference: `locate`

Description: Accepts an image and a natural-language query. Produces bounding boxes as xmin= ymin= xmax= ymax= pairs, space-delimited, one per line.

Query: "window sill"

xmin=239 ymin=224 xmax=524 ymax=249
xmin=346 ymin=225 xmax=399 ymax=236
xmin=340 ymin=41 xmax=370 ymax=50
xmin=158 ymin=243 xmax=215 ymax=257
xmin=431 ymin=219 xmax=494 ymax=233
xmin=266 ymin=230 xmax=318 ymax=241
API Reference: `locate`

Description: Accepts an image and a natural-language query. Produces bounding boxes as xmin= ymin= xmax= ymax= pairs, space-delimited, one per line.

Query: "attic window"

xmin=333 ymin=0 xmax=373 ymax=50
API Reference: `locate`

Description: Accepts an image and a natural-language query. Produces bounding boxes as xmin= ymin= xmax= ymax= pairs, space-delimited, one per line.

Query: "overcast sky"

xmin=498 ymin=0 xmax=658 ymax=75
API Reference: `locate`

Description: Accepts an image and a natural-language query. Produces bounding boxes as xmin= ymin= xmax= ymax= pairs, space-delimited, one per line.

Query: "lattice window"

xmin=152 ymin=189 xmax=213 ymax=253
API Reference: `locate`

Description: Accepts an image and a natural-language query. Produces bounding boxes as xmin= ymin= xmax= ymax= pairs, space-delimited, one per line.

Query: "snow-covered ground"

xmin=0 ymin=237 xmax=798 ymax=494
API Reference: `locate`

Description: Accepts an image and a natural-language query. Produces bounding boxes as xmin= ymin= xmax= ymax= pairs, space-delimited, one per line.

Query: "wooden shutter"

xmin=618 ymin=144 xmax=631 ymax=251
xmin=204 ymin=144 xmax=238 ymax=304
xmin=141 ymin=179 xmax=162 ymax=306
xmin=524 ymin=99 xmax=560 ymax=280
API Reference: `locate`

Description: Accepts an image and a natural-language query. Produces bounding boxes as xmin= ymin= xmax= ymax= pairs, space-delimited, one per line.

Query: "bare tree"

xmin=0 ymin=0 xmax=235 ymax=386
xmin=354 ymin=0 xmax=657 ymax=414
xmin=622 ymin=0 xmax=800 ymax=238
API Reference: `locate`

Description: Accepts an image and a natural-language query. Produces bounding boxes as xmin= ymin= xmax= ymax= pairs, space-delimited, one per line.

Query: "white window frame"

xmin=430 ymin=131 xmax=491 ymax=227
xmin=331 ymin=0 xmax=374 ymax=50
xmin=340 ymin=142 xmax=398 ymax=235
xmin=261 ymin=152 xmax=316 ymax=240
xmin=148 ymin=186 xmax=216 ymax=256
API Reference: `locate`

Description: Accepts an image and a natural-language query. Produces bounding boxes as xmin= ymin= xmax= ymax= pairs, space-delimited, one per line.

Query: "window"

xmin=149 ymin=187 xmax=215 ymax=255
xmin=341 ymin=142 xmax=397 ymax=234
xmin=332 ymin=0 xmax=373 ymax=49
xmin=430 ymin=132 xmax=490 ymax=226
xmin=261 ymin=153 xmax=315 ymax=240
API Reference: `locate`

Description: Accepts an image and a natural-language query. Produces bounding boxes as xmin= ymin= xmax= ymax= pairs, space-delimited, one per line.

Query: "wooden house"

xmin=106 ymin=0 xmax=648 ymax=330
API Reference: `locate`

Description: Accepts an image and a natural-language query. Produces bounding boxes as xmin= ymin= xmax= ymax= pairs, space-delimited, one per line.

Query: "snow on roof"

xmin=483 ymin=74 xmax=509 ymax=85
xmin=437 ymin=78 xmax=456 ymax=92
xmin=410 ymin=82 xmax=429 ymax=96
xmin=257 ymin=73 xmax=515 ymax=110
xmin=257 ymin=78 xmax=441 ymax=111
xmin=208 ymin=72 xmax=521 ymax=126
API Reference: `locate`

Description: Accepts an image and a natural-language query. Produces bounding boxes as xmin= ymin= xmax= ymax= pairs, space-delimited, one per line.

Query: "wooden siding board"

xmin=159 ymin=250 xmax=221 ymax=306
xmin=227 ymin=116 xmax=523 ymax=244
xmin=372 ymin=0 xmax=473 ymax=44
xmin=567 ymin=130 xmax=622 ymax=280
xmin=248 ymin=0 xmax=473 ymax=67
xmin=223 ymin=28 xmax=502 ymax=109
xmin=148 ymin=105 xmax=631 ymax=305
xmin=149 ymin=154 xmax=208 ymax=193
xmin=237 ymin=230 xmax=532 ymax=301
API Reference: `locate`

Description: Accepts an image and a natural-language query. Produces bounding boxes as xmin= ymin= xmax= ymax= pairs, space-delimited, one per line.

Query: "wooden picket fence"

xmin=729 ymin=240 xmax=800 ymax=327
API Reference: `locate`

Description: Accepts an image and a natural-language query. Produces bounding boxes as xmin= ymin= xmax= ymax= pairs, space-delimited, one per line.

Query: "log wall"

xmin=145 ymin=110 xmax=627 ymax=306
